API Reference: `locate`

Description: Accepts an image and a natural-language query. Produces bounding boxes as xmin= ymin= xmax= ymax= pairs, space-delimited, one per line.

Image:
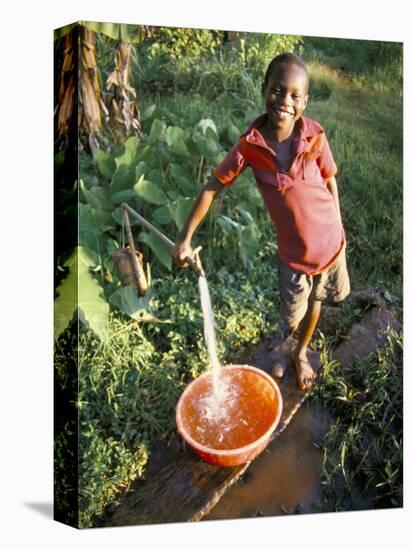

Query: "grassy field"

xmin=54 ymin=35 xmax=403 ymax=527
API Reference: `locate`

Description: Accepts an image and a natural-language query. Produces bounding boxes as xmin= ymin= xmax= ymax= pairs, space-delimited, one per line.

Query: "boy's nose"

xmin=282 ymin=94 xmax=293 ymax=105
xmin=276 ymin=92 xmax=291 ymax=105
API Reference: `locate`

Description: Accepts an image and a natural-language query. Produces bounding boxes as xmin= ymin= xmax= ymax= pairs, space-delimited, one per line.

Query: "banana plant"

xmin=55 ymin=22 xmax=150 ymax=150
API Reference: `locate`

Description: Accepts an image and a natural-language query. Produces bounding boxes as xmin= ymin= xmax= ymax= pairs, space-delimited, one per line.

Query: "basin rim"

xmin=176 ymin=364 xmax=283 ymax=457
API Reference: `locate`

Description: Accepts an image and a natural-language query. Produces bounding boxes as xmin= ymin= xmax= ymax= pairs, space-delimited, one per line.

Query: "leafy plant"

xmin=54 ymin=246 xmax=109 ymax=340
xmin=56 ymin=101 xmax=266 ymax=341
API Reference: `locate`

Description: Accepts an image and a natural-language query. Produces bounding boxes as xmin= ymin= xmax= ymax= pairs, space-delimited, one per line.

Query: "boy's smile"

xmin=264 ymin=64 xmax=309 ymax=135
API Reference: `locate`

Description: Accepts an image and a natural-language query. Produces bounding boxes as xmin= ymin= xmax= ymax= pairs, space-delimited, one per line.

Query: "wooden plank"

xmin=100 ymin=334 xmax=320 ymax=527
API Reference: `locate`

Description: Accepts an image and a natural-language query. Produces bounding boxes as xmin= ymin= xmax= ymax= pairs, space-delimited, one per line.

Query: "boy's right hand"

xmin=171 ymin=241 xmax=194 ymax=268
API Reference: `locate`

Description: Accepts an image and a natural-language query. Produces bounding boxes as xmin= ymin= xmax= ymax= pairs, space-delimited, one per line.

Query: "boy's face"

xmin=264 ymin=64 xmax=309 ymax=130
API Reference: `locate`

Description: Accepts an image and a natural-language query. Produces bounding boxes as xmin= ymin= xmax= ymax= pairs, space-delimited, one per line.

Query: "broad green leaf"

xmin=93 ymin=149 xmax=116 ymax=180
xmin=196 ymin=118 xmax=218 ymax=137
xmin=78 ymin=254 xmax=109 ymax=340
xmin=135 ymin=161 xmax=147 ymax=183
xmin=216 ymin=215 xmax=241 ymax=231
xmin=148 ymin=168 xmax=162 ymax=185
xmin=80 ymin=181 xmax=112 ymax=212
xmin=148 ymin=119 xmax=166 ymax=144
xmin=169 ymin=163 xmax=190 ymax=179
xmin=165 ymin=126 xmax=189 ymax=156
xmin=79 ymin=204 xmax=114 ymax=238
xmin=227 ymin=120 xmax=240 ymax=143
xmin=110 ymin=189 xmax=138 ymax=206
xmin=152 ymin=206 xmax=173 ymax=225
xmin=140 ymin=103 xmax=156 ymax=121
xmin=76 ymin=245 xmax=100 ymax=268
xmin=54 ymin=256 xmax=77 ymax=340
xmin=166 ymin=189 xmax=180 ymax=201
xmin=134 ymin=175 xmax=168 ymax=205
xmin=115 ymin=136 xmax=139 ymax=168
xmin=105 ymin=239 xmax=120 ymax=256
xmin=168 ymin=197 xmax=193 ymax=232
xmin=165 ymin=126 xmax=184 ymax=146
xmin=174 ymin=175 xmax=195 ymax=195
xmin=110 ymin=164 xmax=135 ymax=194
xmin=238 ymin=223 xmax=261 ymax=269
xmin=139 ymin=232 xmax=172 ymax=271
xmin=55 ymin=247 xmax=109 ymax=340
xmin=169 ymin=163 xmax=196 ymax=194
xmin=236 ymin=207 xmax=254 ymax=224
xmin=109 ymin=286 xmax=150 ymax=320
xmin=79 ymin=233 xmax=107 ymax=256
xmin=192 ymin=134 xmax=219 ymax=159
xmin=172 ymin=140 xmax=190 ymax=157
xmin=135 ymin=145 xmax=152 ymax=163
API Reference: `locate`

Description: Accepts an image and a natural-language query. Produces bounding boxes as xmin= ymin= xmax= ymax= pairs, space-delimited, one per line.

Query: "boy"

xmin=172 ymin=53 xmax=350 ymax=390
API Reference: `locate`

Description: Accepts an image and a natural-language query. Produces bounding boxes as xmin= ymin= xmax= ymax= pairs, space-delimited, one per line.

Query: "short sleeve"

xmin=317 ymin=133 xmax=337 ymax=180
xmin=213 ymin=141 xmax=247 ymax=185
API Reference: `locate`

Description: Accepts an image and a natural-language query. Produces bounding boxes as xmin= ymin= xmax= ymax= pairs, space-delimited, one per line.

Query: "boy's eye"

xmin=292 ymin=94 xmax=301 ymax=100
xmin=271 ymin=88 xmax=280 ymax=95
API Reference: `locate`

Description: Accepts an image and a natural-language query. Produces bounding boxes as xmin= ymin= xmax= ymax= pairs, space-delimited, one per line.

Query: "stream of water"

xmin=197 ymin=274 xmax=231 ymax=420
xmin=198 ymin=275 xmax=220 ymax=386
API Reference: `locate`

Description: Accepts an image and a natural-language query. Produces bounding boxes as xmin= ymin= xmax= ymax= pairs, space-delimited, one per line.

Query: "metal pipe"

xmin=120 ymin=203 xmax=205 ymax=277
xmin=121 ymin=203 xmax=175 ymax=249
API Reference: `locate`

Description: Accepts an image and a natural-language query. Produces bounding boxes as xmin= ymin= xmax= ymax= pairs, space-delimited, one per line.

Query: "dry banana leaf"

xmin=105 ymin=41 xmax=143 ymax=142
xmin=79 ymin=27 xmax=102 ymax=150
xmin=55 ymin=30 xmax=76 ymax=147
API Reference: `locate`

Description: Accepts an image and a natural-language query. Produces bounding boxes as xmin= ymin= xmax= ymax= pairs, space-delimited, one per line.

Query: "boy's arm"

xmin=325 ymin=176 xmax=343 ymax=226
xmin=172 ymin=176 xmax=225 ymax=267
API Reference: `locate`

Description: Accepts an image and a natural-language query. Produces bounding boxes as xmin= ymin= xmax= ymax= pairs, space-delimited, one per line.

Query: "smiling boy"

xmin=172 ymin=53 xmax=350 ymax=390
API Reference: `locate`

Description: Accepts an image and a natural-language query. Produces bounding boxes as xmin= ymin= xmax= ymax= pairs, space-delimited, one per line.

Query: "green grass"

xmin=310 ymin=330 xmax=403 ymax=510
xmin=55 ymin=38 xmax=403 ymax=527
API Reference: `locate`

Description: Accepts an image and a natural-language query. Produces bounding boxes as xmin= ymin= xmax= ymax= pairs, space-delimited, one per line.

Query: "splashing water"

xmin=198 ymin=274 xmax=225 ymax=415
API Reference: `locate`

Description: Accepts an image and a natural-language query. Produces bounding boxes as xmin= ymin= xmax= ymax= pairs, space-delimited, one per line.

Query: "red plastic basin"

xmin=176 ymin=364 xmax=283 ymax=467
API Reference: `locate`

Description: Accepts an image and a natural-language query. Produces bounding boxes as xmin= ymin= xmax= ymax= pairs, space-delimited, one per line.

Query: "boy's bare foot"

xmin=271 ymin=336 xmax=296 ymax=379
xmin=272 ymin=355 xmax=288 ymax=379
xmin=293 ymin=353 xmax=316 ymax=390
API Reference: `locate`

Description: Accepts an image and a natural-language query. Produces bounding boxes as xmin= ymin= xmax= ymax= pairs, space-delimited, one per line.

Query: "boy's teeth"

xmin=276 ymin=109 xmax=292 ymax=117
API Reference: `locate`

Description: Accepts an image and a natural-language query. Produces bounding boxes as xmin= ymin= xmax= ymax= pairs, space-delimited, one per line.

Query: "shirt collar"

xmin=243 ymin=114 xmax=323 ymax=155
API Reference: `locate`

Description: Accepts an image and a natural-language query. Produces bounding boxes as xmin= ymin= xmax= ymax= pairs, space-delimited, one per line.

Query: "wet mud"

xmin=204 ymin=402 xmax=331 ymax=520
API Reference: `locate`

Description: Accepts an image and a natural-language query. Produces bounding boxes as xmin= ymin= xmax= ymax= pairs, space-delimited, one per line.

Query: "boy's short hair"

xmin=262 ymin=53 xmax=309 ymax=95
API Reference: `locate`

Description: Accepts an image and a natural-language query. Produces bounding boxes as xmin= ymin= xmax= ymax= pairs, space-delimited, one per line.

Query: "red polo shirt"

xmin=214 ymin=114 xmax=345 ymax=275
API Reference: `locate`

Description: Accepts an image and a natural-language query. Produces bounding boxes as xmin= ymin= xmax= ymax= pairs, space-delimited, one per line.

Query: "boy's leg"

xmin=292 ymin=299 xmax=321 ymax=390
xmin=273 ymin=263 xmax=310 ymax=380
xmin=276 ymin=246 xmax=349 ymax=387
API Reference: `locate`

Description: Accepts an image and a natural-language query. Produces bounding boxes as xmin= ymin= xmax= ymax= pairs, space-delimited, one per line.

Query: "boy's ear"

xmin=303 ymin=94 xmax=309 ymax=110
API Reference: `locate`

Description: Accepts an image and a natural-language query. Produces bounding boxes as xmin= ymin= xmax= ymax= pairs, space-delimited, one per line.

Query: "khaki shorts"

xmin=278 ymin=246 xmax=350 ymax=330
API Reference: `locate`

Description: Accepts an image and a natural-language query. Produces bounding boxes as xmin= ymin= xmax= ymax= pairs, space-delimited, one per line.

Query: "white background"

xmin=1 ymin=0 xmax=410 ymax=548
